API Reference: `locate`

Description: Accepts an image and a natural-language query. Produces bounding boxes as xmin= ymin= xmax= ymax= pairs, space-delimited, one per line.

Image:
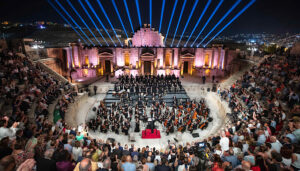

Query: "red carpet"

xmin=142 ymin=129 xmax=161 ymax=139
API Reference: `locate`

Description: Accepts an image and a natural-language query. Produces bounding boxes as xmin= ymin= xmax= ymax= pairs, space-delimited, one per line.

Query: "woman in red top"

xmin=212 ymin=154 xmax=224 ymax=171
xmin=251 ymin=155 xmax=268 ymax=171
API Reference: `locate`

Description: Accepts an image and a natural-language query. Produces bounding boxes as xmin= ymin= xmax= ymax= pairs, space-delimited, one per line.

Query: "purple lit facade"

xmin=60 ymin=28 xmax=236 ymax=80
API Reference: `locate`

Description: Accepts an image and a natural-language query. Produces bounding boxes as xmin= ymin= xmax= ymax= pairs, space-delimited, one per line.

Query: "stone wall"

xmin=37 ymin=59 xmax=69 ymax=84
xmin=64 ymin=93 xmax=88 ymax=127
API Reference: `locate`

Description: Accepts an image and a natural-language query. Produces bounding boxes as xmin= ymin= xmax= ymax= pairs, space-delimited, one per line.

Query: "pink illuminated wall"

xmin=81 ymin=48 xmax=98 ymax=66
xmin=213 ymin=48 xmax=219 ymax=68
xmin=173 ymin=48 xmax=178 ymax=68
xmin=115 ymin=69 xmax=124 ymax=77
xmin=204 ymin=49 xmax=213 ymax=67
xmin=72 ymin=46 xmax=80 ymax=67
xmin=171 ymin=69 xmax=180 ymax=77
xmin=220 ymin=49 xmax=225 ymax=69
xmin=195 ymin=48 xmax=204 ymax=67
xmin=157 ymin=48 xmax=164 ymax=68
xmin=157 ymin=69 xmax=165 ymax=75
xmin=131 ymin=28 xmax=164 ymax=47
xmin=64 ymin=47 xmax=72 ymax=68
xmin=130 ymin=69 xmax=139 ymax=77
xmin=130 ymin=48 xmax=139 ymax=67
xmin=115 ymin=48 xmax=124 ymax=66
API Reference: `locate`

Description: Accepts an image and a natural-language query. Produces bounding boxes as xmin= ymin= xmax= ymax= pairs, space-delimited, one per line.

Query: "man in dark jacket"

xmin=155 ymin=157 xmax=171 ymax=171
xmin=36 ymin=149 xmax=56 ymax=171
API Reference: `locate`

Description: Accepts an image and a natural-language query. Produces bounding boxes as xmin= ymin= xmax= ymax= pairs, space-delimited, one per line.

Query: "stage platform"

xmin=103 ymin=88 xmax=190 ymax=107
xmin=142 ymin=129 xmax=161 ymax=139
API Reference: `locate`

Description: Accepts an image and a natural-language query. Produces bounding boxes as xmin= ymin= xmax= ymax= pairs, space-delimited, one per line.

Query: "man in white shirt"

xmin=0 ymin=117 xmax=18 ymax=140
xmin=220 ymin=131 xmax=229 ymax=152
xmin=270 ymin=136 xmax=282 ymax=153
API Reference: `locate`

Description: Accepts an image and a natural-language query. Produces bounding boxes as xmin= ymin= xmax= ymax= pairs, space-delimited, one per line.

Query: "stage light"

xmin=203 ymin=0 xmax=256 ymax=47
xmin=111 ymin=0 xmax=131 ymax=46
xmin=164 ymin=0 xmax=179 ymax=46
xmin=95 ymin=0 xmax=122 ymax=46
xmin=176 ymin=0 xmax=199 ymax=47
xmin=158 ymin=0 xmax=166 ymax=33
xmin=171 ymin=0 xmax=187 ymax=47
xmin=54 ymin=0 xmax=94 ymax=46
xmin=48 ymin=0 xmax=88 ymax=44
xmin=123 ymin=0 xmax=135 ymax=33
xmin=190 ymin=0 xmax=224 ymax=47
xmin=135 ymin=0 xmax=142 ymax=28
xmin=85 ymin=0 xmax=117 ymax=47
xmin=78 ymin=0 xmax=109 ymax=46
xmin=66 ymin=0 xmax=102 ymax=46
xmin=197 ymin=0 xmax=242 ymax=47
xmin=150 ymin=0 xmax=152 ymax=29
xmin=184 ymin=0 xmax=212 ymax=47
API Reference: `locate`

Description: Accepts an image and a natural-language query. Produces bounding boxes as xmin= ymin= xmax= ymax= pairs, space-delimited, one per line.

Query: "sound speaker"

xmin=207 ymin=88 xmax=210 ymax=92
xmin=192 ymin=133 xmax=199 ymax=138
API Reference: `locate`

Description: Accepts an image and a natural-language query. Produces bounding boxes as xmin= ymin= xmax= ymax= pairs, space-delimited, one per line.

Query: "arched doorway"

xmin=183 ymin=61 xmax=188 ymax=74
xmin=105 ymin=60 xmax=111 ymax=73
xmin=144 ymin=61 xmax=151 ymax=74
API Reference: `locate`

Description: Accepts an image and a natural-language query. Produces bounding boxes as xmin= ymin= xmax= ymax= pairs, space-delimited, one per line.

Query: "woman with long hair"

xmin=251 ymin=155 xmax=268 ymax=171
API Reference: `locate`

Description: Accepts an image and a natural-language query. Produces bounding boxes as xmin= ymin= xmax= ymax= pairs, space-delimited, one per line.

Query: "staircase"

xmin=36 ymin=58 xmax=69 ymax=84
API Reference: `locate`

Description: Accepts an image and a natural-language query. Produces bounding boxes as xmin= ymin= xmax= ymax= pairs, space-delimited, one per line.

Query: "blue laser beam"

xmin=150 ymin=0 xmax=152 ymax=29
xmin=164 ymin=0 xmax=179 ymax=45
xmin=176 ymin=0 xmax=199 ymax=47
xmin=66 ymin=0 xmax=101 ymax=46
xmin=135 ymin=0 xmax=142 ymax=28
xmin=197 ymin=0 xmax=242 ymax=47
xmin=95 ymin=0 xmax=122 ymax=46
xmin=203 ymin=0 xmax=256 ymax=47
xmin=184 ymin=0 xmax=212 ymax=47
xmin=47 ymin=0 xmax=88 ymax=45
xmin=123 ymin=0 xmax=135 ymax=33
xmin=78 ymin=0 xmax=109 ymax=46
xmin=85 ymin=0 xmax=117 ymax=46
xmin=190 ymin=0 xmax=224 ymax=47
xmin=170 ymin=0 xmax=187 ymax=47
xmin=111 ymin=0 xmax=131 ymax=46
xmin=158 ymin=0 xmax=166 ymax=33
xmin=55 ymin=0 xmax=94 ymax=45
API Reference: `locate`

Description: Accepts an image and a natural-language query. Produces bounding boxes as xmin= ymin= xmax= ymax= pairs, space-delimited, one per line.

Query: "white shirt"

xmin=271 ymin=140 xmax=282 ymax=153
xmin=72 ymin=147 xmax=83 ymax=161
xmin=0 ymin=126 xmax=17 ymax=140
xmin=220 ymin=136 xmax=229 ymax=152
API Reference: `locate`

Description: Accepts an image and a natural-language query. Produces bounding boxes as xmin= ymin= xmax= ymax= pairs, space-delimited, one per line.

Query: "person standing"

xmin=202 ymin=75 xmax=206 ymax=84
xmin=121 ymin=155 xmax=136 ymax=171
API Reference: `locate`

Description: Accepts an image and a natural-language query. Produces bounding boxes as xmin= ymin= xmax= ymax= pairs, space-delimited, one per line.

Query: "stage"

xmin=65 ymin=66 xmax=253 ymax=148
xmin=85 ymin=92 xmax=230 ymax=148
xmin=142 ymin=129 xmax=161 ymax=139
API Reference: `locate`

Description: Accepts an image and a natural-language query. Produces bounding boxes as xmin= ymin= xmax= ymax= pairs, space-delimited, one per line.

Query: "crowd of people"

xmin=88 ymin=73 xmax=211 ymax=136
xmin=0 ymin=53 xmax=299 ymax=171
xmin=114 ymin=75 xmax=183 ymax=107
xmin=87 ymin=97 xmax=211 ymax=136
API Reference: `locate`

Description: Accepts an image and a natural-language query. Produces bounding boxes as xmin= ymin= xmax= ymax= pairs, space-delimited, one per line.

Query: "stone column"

xmin=141 ymin=61 xmax=144 ymax=75
xmin=151 ymin=61 xmax=154 ymax=75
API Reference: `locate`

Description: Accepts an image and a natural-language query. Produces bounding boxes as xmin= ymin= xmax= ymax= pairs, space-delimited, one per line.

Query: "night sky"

xmin=0 ymin=0 xmax=299 ymax=35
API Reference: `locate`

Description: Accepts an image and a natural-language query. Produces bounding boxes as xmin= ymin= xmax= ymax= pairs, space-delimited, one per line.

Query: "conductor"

xmin=147 ymin=117 xmax=155 ymax=133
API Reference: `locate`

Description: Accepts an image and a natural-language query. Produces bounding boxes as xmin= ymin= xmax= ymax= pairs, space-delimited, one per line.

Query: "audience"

xmin=0 ymin=51 xmax=299 ymax=171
